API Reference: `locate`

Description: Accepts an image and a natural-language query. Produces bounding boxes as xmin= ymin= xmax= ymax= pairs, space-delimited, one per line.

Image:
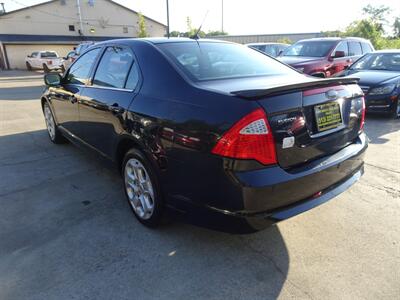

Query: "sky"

xmin=3 ymin=0 xmax=400 ymax=35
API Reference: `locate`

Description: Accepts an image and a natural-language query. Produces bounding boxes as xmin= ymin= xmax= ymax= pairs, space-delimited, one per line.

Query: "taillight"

xmin=211 ymin=108 xmax=277 ymax=165
xmin=360 ymin=97 xmax=366 ymax=131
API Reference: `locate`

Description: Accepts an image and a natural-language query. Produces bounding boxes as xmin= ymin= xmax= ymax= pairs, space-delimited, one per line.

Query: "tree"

xmin=344 ymin=19 xmax=382 ymax=48
xmin=186 ymin=16 xmax=196 ymax=37
xmin=206 ymin=30 xmax=228 ymax=37
xmin=362 ymin=4 xmax=389 ymax=33
xmin=169 ymin=31 xmax=181 ymax=37
xmin=394 ymin=17 xmax=400 ymax=38
xmin=137 ymin=12 xmax=148 ymax=38
xmin=276 ymin=37 xmax=292 ymax=44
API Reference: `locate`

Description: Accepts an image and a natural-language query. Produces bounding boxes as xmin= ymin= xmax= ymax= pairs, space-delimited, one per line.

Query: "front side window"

xmin=66 ymin=48 xmax=101 ymax=85
xmin=283 ymin=41 xmax=336 ymax=57
xmin=333 ymin=41 xmax=348 ymax=57
xmin=158 ymin=42 xmax=297 ymax=81
xmin=93 ymin=46 xmax=134 ymax=89
xmin=348 ymin=42 xmax=362 ymax=56
xmin=31 ymin=52 xmax=38 ymax=57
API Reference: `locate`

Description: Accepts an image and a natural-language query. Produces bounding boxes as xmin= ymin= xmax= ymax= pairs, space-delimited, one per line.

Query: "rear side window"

xmin=264 ymin=45 xmax=277 ymax=57
xmin=348 ymin=42 xmax=362 ymax=56
xmin=41 ymin=52 xmax=57 ymax=58
xmin=67 ymin=48 xmax=101 ymax=85
xmin=93 ymin=46 xmax=134 ymax=89
xmin=361 ymin=43 xmax=373 ymax=54
xmin=125 ymin=63 xmax=140 ymax=90
xmin=158 ymin=42 xmax=297 ymax=81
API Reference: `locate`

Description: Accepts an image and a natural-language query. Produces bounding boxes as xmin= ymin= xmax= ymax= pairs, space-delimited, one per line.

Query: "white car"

xmin=25 ymin=51 xmax=63 ymax=72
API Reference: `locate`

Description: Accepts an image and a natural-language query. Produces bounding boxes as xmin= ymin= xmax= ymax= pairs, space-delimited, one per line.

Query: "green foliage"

xmin=321 ymin=30 xmax=345 ymax=37
xmin=276 ymin=37 xmax=292 ymax=44
xmin=344 ymin=19 xmax=382 ymax=47
xmin=394 ymin=17 xmax=400 ymax=38
xmin=169 ymin=31 xmax=181 ymax=37
xmin=362 ymin=4 xmax=390 ymax=32
xmin=206 ymin=31 xmax=228 ymax=37
xmin=321 ymin=5 xmax=400 ymax=50
xmin=137 ymin=12 xmax=147 ymax=38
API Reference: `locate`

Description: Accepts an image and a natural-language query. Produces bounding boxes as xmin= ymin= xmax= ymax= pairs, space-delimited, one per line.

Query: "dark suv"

xmin=279 ymin=37 xmax=374 ymax=77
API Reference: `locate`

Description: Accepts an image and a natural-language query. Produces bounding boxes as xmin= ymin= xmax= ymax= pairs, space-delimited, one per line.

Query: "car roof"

xmin=246 ymin=42 xmax=288 ymax=46
xmin=297 ymin=37 xmax=370 ymax=43
xmin=94 ymin=37 xmax=233 ymax=47
xmin=370 ymin=49 xmax=400 ymax=54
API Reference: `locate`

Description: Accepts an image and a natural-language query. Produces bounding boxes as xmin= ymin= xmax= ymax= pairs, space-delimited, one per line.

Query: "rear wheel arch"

xmin=115 ymin=137 xmax=148 ymax=172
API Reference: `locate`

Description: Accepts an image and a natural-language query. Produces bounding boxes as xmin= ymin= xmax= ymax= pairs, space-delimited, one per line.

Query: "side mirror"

xmin=332 ymin=50 xmax=345 ymax=59
xmin=44 ymin=73 xmax=61 ymax=86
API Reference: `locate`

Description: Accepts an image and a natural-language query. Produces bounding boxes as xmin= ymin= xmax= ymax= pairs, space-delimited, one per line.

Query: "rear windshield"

xmin=283 ymin=41 xmax=336 ymax=57
xmin=351 ymin=53 xmax=400 ymax=71
xmin=157 ymin=42 xmax=297 ymax=81
xmin=41 ymin=52 xmax=58 ymax=58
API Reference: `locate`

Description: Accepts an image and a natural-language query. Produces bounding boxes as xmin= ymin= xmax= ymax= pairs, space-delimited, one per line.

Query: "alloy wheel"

xmin=44 ymin=104 xmax=56 ymax=140
xmin=397 ymin=100 xmax=400 ymax=117
xmin=124 ymin=158 xmax=155 ymax=220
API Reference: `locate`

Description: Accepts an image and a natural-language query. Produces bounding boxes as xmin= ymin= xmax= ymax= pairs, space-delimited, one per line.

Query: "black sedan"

xmin=41 ymin=38 xmax=367 ymax=233
xmin=338 ymin=50 xmax=400 ymax=118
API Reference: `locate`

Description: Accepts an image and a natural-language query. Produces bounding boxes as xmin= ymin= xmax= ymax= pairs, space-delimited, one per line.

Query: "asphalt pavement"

xmin=0 ymin=70 xmax=399 ymax=300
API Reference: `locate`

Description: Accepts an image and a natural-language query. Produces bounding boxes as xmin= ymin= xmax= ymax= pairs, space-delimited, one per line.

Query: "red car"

xmin=279 ymin=37 xmax=374 ymax=78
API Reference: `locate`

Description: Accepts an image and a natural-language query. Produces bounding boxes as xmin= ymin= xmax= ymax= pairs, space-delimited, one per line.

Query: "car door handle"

xmin=69 ymin=95 xmax=78 ymax=104
xmin=109 ymin=103 xmax=124 ymax=114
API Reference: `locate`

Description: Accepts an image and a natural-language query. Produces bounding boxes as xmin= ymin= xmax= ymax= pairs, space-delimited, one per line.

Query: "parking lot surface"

xmin=0 ymin=71 xmax=399 ymax=300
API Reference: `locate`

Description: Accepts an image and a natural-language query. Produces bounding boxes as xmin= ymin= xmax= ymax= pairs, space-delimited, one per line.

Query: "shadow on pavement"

xmin=364 ymin=114 xmax=400 ymax=144
xmin=0 ymin=129 xmax=289 ymax=300
xmin=0 ymin=86 xmax=44 ymax=101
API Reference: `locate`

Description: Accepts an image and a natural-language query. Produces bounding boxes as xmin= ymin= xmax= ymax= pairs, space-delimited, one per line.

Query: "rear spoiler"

xmin=231 ymin=77 xmax=360 ymax=100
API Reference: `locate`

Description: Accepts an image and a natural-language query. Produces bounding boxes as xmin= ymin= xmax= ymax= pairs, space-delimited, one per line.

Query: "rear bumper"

xmin=194 ymin=133 xmax=367 ymax=233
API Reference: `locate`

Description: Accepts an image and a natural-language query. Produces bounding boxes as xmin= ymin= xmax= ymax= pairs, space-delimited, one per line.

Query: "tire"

xmin=43 ymin=101 xmax=66 ymax=144
xmin=391 ymin=98 xmax=400 ymax=119
xmin=122 ymin=148 xmax=164 ymax=227
xmin=26 ymin=62 xmax=32 ymax=71
xmin=43 ymin=63 xmax=50 ymax=73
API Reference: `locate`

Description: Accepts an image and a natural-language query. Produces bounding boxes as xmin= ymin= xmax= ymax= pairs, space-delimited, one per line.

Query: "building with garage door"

xmin=0 ymin=0 xmax=166 ymax=69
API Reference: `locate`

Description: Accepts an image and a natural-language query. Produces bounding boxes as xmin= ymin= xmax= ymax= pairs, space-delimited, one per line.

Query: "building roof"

xmin=0 ymin=0 xmax=166 ymax=27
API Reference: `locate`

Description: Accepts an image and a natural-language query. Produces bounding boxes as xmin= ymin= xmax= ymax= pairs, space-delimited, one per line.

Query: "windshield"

xmin=351 ymin=53 xmax=400 ymax=71
xmin=283 ymin=41 xmax=336 ymax=57
xmin=41 ymin=52 xmax=58 ymax=58
xmin=158 ymin=42 xmax=297 ymax=81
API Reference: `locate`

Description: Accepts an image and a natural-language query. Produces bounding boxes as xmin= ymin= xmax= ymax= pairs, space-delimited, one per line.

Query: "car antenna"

xmin=190 ymin=10 xmax=209 ymax=40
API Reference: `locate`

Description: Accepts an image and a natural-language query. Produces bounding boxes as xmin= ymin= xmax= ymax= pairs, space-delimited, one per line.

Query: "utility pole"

xmin=76 ymin=0 xmax=84 ymax=36
xmin=221 ymin=0 xmax=224 ymax=33
xmin=166 ymin=0 xmax=170 ymax=38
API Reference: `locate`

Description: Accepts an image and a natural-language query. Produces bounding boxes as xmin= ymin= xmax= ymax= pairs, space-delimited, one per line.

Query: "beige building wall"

xmin=0 ymin=0 xmax=166 ymax=37
xmin=5 ymin=44 xmax=76 ymax=69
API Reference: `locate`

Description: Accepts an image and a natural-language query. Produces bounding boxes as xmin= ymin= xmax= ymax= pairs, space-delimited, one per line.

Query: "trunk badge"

xmin=326 ymin=89 xmax=339 ymax=100
xmin=282 ymin=136 xmax=295 ymax=149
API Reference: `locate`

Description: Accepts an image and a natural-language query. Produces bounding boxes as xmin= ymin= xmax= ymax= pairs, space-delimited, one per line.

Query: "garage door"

xmin=4 ymin=44 xmax=76 ymax=69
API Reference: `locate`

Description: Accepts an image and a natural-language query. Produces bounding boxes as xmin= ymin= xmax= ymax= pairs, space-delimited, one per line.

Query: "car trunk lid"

xmin=251 ymin=83 xmax=364 ymax=169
